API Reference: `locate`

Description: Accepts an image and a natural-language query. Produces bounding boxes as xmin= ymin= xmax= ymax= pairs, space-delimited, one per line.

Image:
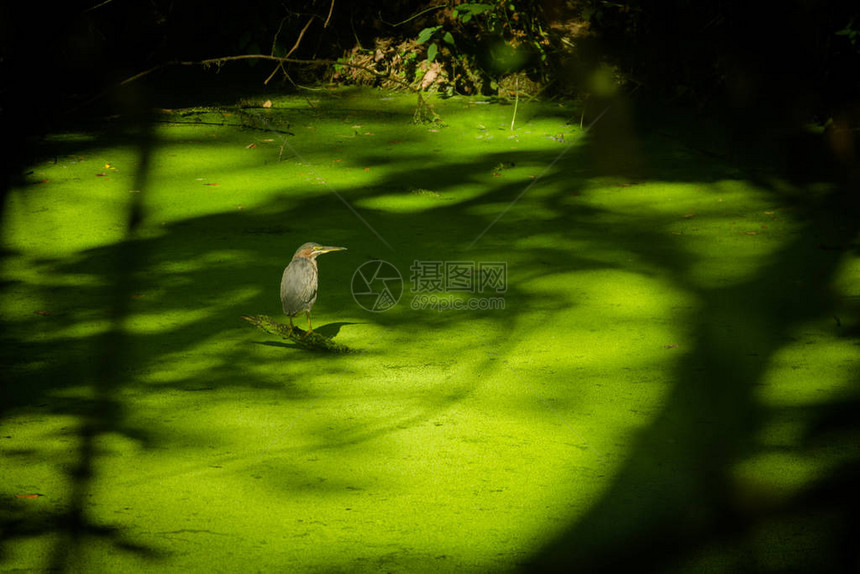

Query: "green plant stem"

xmin=511 ymin=76 xmax=519 ymax=131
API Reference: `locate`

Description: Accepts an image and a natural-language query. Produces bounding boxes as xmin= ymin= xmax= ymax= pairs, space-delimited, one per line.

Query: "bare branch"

xmin=323 ymin=0 xmax=335 ymax=28
xmin=119 ymin=54 xmax=417 ymax=92
xmin=286 ymin=17 xmax=316 ymax=59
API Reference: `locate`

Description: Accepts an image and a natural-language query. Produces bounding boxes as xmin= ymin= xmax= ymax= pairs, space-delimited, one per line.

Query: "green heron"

xmin=280 ymin=242 xmax=347 ymax=333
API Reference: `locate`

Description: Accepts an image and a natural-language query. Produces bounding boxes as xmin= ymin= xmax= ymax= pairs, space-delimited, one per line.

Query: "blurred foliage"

xmin=576 ymin=0 xmax=860 ymax=117
xmin=3 ymin=1 xmax=857 ymax=111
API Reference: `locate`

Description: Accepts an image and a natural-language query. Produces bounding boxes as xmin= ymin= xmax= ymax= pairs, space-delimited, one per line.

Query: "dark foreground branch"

xmin=119 ymin=54 xmax=439 ymax=124
xmin=241 ymin=314 xmax=352 ymax=353
xmin=120 ymin=54 xmax=414 ymax=91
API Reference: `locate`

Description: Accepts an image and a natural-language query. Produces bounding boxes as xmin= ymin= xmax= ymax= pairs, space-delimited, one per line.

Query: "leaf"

xmin=416 ymin=26 xmax=440 ymax=44
xmin=442 ymin=31 xmax=455 ymax=46
xmin=455 ymin=3 xmax=494 ymax=22
xmin=427 ymin=43 xmax=438 ymax=63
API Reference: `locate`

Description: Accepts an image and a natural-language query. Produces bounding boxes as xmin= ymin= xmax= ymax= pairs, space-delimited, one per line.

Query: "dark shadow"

xmin=2 ymin=13 xmax=858 ymax=571
xmin=516 ymin=101 xmax=860 ymax=574
xmin=313 ymin=321 xmax=358 ymax=338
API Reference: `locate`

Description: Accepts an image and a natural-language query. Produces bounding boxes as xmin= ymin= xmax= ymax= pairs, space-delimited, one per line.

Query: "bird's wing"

xmin=280 ymin=258 xmax=318 ymax=316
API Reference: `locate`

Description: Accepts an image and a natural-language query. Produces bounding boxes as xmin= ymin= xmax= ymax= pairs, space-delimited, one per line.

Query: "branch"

xmin=379 ymin=3 xmax=447 ymax=27
xmin=323 ymin=0 xmax=335 ymax=28
xmin=286 ymin=17 xmax=316 ymax=58
xmin=241 ymin=314 xmax=352 ymax=353
xmin=120 ymin=54 xmax=418 ymax=92
xmin=117 ymin=54 xmax=440 ymax=126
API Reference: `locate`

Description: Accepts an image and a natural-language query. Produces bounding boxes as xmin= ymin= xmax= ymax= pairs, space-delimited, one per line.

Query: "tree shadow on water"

xmin=0 ymin=102 xmax=167 ymax=568
xmin=1 ymin=76 xmax=857 ymax=572
xmin=521 ymin=99 xmax=860 ymax=572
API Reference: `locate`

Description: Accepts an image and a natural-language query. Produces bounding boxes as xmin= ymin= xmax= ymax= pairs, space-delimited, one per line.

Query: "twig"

xmin=271 ymin=17 xmax=289 ymax=55
xmin=120 ymin=54 xmax=417 ymax=92
xmin=580 ymin=94 xmax=588 ymax=129
xmin=263 ymin=62 xmax=286 ymax=86
xmin=379 ymin=3 xmax=447 ymax=27
xmin=510 ymin=76 xmax=519 ymax=131
xmin=323 ymin=0 xmax=335 ymax=28
xmin=83 ymin=0 xmax=114 ymax=13
xmin=286 ymin=16 xmax=316 ymax=58
xmin=264 ymin=18 xmax=290 ymax=85
xmin=264 ymin=16 xmax=317 ymax=85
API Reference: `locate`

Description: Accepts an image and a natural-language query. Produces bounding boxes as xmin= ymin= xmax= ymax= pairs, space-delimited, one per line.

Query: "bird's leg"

xmin=305 ymin=311 xmax=313 ymax=335
xmin=287 ymin=315 xmax=295 ymax=337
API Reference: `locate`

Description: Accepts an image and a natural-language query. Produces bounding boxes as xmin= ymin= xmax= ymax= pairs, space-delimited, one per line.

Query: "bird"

xmin=280 ymin=242 xmax=347 ymax=334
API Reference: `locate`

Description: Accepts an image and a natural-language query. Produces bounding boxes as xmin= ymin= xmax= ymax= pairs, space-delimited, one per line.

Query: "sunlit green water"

xmin=2 ymin=88 xmax=857 ymax=572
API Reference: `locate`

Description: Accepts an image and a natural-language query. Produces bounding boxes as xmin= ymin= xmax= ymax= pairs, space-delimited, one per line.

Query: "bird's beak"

xmin=315 ymin=245 xmax=347 ymax=254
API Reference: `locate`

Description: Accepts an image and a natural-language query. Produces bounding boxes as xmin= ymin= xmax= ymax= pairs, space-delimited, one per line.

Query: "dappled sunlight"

xmin=759 ymin=328 xmax=858 ymax=407
xmin=730 ymin=450 xmax=828 ymax=506
xmin=2 ymin=87 xmax=858 ymax=573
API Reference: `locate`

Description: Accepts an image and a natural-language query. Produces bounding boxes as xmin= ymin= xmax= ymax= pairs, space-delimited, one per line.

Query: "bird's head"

xmin=293 ymin=242 xmax=347 ymax=261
